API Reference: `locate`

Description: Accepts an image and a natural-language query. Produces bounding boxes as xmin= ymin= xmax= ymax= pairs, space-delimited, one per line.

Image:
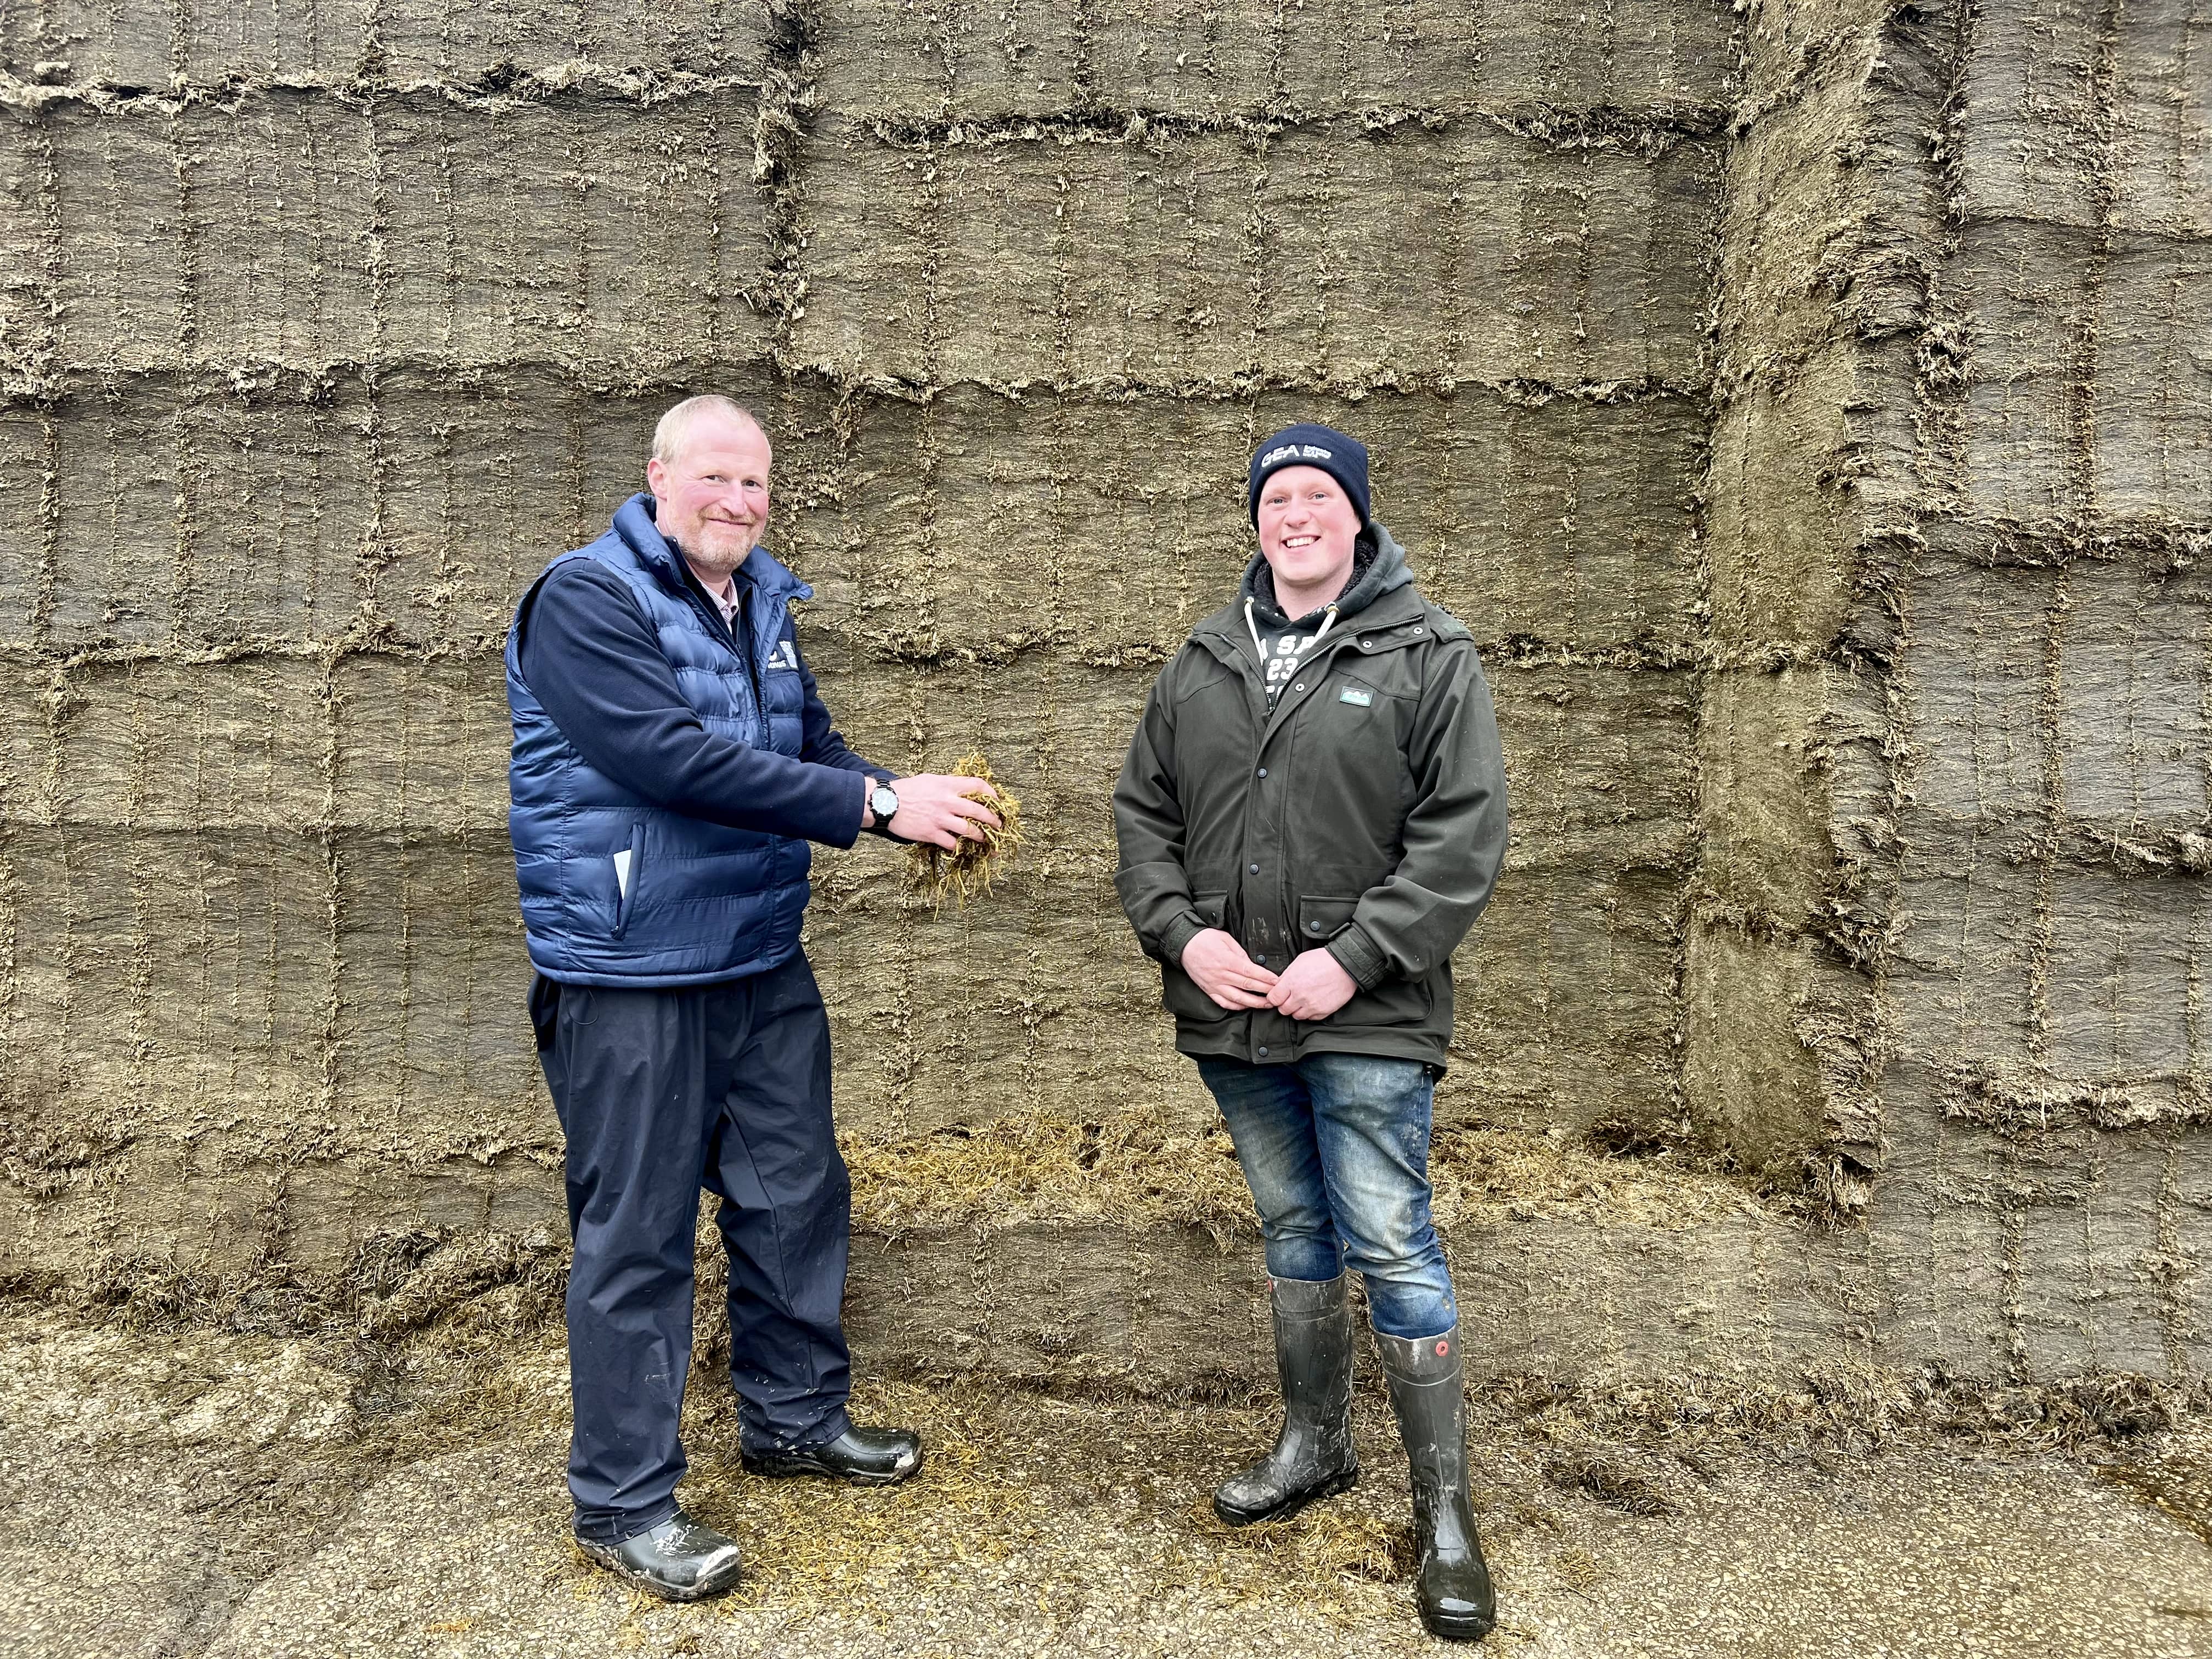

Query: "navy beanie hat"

xmin=1247 ymin=424 xmax=1372 ymax=528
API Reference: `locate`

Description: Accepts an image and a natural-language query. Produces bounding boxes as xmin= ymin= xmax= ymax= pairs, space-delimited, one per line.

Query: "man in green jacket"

xmin=1113 ymin=424 xmax=1508 ymax=1643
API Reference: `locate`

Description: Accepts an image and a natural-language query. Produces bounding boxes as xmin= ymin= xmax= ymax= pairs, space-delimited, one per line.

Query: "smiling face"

xmin=1256 ymin=464 xmax=1362 ymax=612
xmin=645 ymin=409 xmax=773 ymax=590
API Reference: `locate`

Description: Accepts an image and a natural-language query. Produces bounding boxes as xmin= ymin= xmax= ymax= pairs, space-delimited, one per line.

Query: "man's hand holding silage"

xmin=863 ymin=771 xmax=1002 ymax=850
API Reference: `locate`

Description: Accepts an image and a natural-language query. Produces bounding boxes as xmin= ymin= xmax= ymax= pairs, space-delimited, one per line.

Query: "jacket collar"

xmin=611 ymin=491 xmax=814 ymax=607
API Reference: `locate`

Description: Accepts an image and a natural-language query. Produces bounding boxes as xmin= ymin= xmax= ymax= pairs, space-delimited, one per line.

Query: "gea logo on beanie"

xmin=1260 ymin=442 xmax=1335 ymax=467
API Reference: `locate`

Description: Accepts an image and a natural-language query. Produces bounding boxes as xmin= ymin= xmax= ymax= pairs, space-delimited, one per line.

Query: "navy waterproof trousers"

xmin=531 ymin=953 xmax=854 ymax=1545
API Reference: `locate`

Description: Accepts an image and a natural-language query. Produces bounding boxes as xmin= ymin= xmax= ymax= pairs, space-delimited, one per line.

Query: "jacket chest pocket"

xmin=1290 ymin=672 xmax=1413 ymax=794
xmin=1295 ymin=894 xmax=1358 ymax=952
xmin=1174 ymin=664 xmax=1261 ymax=803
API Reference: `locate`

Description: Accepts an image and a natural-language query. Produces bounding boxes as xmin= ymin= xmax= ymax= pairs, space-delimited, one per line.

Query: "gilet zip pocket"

xmin=611 ymin=823 xmax=643 ymax=938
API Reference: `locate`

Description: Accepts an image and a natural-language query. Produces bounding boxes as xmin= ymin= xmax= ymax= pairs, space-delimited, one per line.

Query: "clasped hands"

xmin=1180 ymin=927 xmax=1357 ymax=1022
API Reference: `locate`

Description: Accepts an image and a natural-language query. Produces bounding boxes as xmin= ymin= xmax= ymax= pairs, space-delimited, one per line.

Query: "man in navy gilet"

xmin=507 ymin=395 xmax=1000 ymax=1600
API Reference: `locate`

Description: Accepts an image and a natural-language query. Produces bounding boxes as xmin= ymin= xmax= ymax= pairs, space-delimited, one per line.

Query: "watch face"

xmin=872 ymin=785 xmax=900 ymax=819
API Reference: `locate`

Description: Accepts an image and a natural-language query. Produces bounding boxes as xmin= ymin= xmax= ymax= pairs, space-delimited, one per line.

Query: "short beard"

xmin=678 ymin=521 xmax=754 ymax=583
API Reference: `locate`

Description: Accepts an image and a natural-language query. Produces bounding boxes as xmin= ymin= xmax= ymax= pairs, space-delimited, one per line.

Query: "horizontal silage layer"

xmin=0 ymin=93 xmax=1724 ymax=397
xmin=790 ymin=116 xmax=1719 ymax=392
xmin=0 ymin=0 xmax=774 ymax=87
xmin=1867 ymin=1071 xmax=2198 ymax=1380
xmin=0 ymin=372 xmax=1710 ymax=655
xmin=1948 ymin=0 xmax=2212 ymax=240
xmin=808 ymin=0 xmax=1733 ymax=121
xmin=2 ymin=0 xmax=1730 ymax=121
xmin=0 ymin=89 xmax=780 ymax=385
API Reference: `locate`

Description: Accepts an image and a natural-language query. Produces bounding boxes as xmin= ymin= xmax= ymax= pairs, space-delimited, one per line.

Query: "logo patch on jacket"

xmin=1339 ymin=685 xmax=1373 ymax=707
xmin=765 ymin=639 xmax=799 ymax=671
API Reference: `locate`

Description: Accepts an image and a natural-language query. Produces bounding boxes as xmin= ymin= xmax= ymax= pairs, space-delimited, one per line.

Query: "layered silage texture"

xmin=0 ymin=0 xmax=1730 ymax=1285
xmin=1693 ymin=0 xmax=2212 ymax=1379
xmin=0 ymin=0 xmax=2204 ymax=1389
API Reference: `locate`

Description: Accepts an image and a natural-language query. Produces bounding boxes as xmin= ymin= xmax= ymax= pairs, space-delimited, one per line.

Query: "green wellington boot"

xmin=1213 ymin=1273 xmax=1360 ymax=1526
xmin=1376 ymin=1326 xmax=1497 ymax=1641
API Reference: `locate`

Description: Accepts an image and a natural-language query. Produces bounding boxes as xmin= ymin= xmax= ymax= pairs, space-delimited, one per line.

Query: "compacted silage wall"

xmin=0 ymin=0 xmax=2202 ymax=1396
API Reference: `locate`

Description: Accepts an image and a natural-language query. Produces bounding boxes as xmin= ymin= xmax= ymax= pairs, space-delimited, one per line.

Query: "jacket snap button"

xmin=1249 ymin=863 xmax=1260 ymax=873
xmin=1308 ymin=921 xmax=1322 ymax=932
xmin=1256 ymin=768 xmax=1267 ymax=778
xmin=1257 ymin=1046 xmax=1269 ymax=1057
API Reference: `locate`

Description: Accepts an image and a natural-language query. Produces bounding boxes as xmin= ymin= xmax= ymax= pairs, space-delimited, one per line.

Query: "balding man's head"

xmin=652 ymin=394 xmax=767 ymax=470
xmin=646 ymin=397 xmax=774 ymax=590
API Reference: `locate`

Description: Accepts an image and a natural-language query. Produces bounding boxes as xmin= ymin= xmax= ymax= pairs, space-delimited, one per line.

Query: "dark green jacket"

xmin=1111 ymin=527 xmax=1509 ymax=1069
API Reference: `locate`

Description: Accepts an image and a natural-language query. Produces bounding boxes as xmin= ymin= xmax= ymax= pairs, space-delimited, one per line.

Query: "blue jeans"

xmin=1195 ymin=1052 xmax=1457 ymax=1340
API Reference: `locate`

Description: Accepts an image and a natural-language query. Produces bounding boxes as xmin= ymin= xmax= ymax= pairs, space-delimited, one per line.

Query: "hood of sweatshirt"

xmin=1238 ymin=522 xmax=1414 ymax=630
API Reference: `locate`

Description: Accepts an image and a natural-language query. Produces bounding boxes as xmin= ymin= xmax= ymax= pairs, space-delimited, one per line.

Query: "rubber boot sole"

xmin=1417 ymin=1602 xmax=1497 ymax=1643
xmin=1417 ymin=1597 xmax=1497 ymax=1643
xmin=574 ymin=1538 xmax=743 ymax=1603
xmin=1211 ymin=1464 xmax=1359 ymax=1527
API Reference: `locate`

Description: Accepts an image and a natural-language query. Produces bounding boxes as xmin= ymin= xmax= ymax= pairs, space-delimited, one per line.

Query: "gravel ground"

xmin=2 ymin=1311 xmax=2206 ymax=1659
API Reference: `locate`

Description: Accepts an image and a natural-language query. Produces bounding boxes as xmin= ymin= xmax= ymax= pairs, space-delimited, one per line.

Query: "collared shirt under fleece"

xmin=1111 ymin=524 xmax=1510 ymax=1070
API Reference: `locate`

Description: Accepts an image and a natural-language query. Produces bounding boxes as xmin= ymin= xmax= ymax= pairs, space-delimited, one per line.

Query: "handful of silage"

xmin=902 ymin=753 xmax=1022 ymax=910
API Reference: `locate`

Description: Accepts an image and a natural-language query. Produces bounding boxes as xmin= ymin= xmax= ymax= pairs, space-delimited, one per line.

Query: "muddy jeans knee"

xmin=1195 ymin=1056 xmax=1347 ymax=1283
xmin=1298 ymin=1052 xmax=1455 ymax=1339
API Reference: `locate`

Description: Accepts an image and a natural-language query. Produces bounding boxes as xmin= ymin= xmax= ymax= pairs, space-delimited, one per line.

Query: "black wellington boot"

xmin=574 ymin=1508 xmax=743 ymax=1602
xmin=1212 ymin=1273 xmax=1359 ymax=1526
xmin=1376 ymin=1326 xmax=1496 ymax=1641
xmin=742 ymin=1424 xmax=923 ymax=1485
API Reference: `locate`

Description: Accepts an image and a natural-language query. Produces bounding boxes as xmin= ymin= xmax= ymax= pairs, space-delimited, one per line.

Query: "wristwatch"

xmin=867 ymin=780 xmax=901 ymax=836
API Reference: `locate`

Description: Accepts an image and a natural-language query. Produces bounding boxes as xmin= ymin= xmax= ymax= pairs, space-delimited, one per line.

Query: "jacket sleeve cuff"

xmin=1160 ymin=910 xmax=1208 ymax=965
xmin=1327 ymin=924 xmax=1391 ymax=991
xmin=845 ymin=765 xmax=871 ymax=845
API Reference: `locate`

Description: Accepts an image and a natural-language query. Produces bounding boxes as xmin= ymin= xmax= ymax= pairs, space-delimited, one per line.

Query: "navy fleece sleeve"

xmin=517 ymin=562 xmax=868 ymax=847
xmin=795 ymin=653 xmax=893 ymax=782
